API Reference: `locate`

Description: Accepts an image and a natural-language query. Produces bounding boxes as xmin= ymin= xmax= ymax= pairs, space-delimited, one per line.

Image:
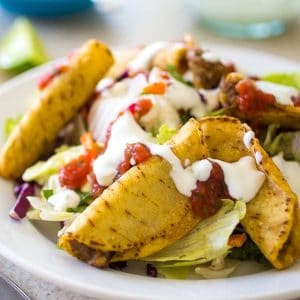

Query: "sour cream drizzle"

xmin=93 ymin=112 xmax=265 ymax=201
xmin=243 ymin=130 xmax=255 ymax=149
xmin=129 ymin=41 xmax=169 ymax=72
xmin=256 ymin=81 xmax=298 ymax=106
xmin=89 ymin=67 xmax=218 ymax=142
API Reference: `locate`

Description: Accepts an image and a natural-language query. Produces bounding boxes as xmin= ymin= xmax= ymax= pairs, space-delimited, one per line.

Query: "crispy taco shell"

xmin=198 ymin=116 xmax=300 ymax=269
xmin=219 ymin=72 xmax=300 ymax=130
xmin=0 ymin=40 xmax=114 ymax=180
xmin=59 ymin=119 xmax=210 ymax=267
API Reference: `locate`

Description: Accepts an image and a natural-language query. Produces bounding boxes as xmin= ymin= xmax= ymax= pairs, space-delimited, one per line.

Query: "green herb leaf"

xmin=167 ymin=65 xmax=192 ymax=86
xmin=205 ymin=108 xmax=227 ymax=117
xmin=76 ymin=191 xmax=92 ymax=205
xmin=66 ymin=205 xmax=87 ymax=213
xmin=43 ymin=189 xmax=54 ymax=200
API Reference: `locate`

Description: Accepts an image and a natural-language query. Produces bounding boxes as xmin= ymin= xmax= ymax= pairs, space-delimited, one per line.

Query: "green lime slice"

xmin=0 ymin=18 xmax=49 ymax=73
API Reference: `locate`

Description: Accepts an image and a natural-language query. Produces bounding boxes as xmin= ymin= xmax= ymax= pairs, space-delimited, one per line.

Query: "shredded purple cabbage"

xmin=9 ymin=182 xmax=39 ymax=221
xmin=146 ymin=263 xmax=157 ymax=277
xmin=198 ymin=92 xmax=207 ymax=104
xmin=115 ymin=69 xmax=129 ymax=82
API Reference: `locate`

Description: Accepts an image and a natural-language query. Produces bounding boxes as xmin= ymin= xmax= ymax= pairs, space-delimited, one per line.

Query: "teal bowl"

xmin=0 ymin=0 xmax=94 ymax=17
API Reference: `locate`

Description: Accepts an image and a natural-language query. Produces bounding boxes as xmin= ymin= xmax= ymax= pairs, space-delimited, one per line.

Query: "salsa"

xmin=189 ymin=162 xmax=230 ymax=219
xmin=116 ymin=143 xmax=152 ymax=178
xmin=38 ymin=64 xmax=69 ymax=90
xmin=235 ymin=79 xmax=276 ymax=113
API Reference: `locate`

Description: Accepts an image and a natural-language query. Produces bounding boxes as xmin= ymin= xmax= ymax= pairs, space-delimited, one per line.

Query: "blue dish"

xmin=0 ymin=0 xmax=94 ymax=17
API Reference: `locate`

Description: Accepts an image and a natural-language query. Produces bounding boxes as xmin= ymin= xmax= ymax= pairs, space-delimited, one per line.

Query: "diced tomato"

xmin=235 ymin=79 xmax=276 ymax=113
xmin=142 ymin=82 xmax=166 ymax=95
xmin=116 ymin=143 xmax=152 ymax=178
xmin=127 ymin=98 xmax=153 ymax=120
xmin=189 ymin=162 xmax=230 ymax=219
xmin=88 ymin=173 xmax=106 ymax=199
xmin=59 ymin=154 xmax=91 ymax=189
xmin=228 ymin=233 xmax=247 ymax=248
xmin=59 ymin=134 xmax=101 ymax=189
xmin=38 ymin=64 xmax=69 ymax=90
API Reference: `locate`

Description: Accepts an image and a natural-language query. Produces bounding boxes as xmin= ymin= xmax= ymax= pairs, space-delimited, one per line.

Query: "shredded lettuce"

xmin=156 ymin=265 xmax=193 ymax=280
xmin=266 ymin=131 xmax=300 ymax=162
xmin=4 ymin=115 xmax=22 ymax=138
xmin=145 ymin=200 xmax=246 ymax=266
xmin=22 ymin=145 xmax=84 ymax=184
xmin=156 ymin=124 xmax=177 ymax=144
xmin=27 ymin=196 xmax=74 ymax=221
xmin=262 ymin=73 xmax=300 ymax=90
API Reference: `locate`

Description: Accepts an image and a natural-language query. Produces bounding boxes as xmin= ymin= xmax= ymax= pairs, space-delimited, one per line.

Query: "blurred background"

xmin=0 ymin=0 xmax=300 ymax=82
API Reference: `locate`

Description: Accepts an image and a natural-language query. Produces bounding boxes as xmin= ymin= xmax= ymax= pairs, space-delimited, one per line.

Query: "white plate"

xmin=0 ymin=45 xmax=300 ymax=300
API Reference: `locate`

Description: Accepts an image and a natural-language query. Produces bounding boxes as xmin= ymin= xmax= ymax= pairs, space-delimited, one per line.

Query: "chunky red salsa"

xmin=59 ymin=133 xmax=101 ymax=190
xmin=189 ymin=162 xmax=230 ymax=219
xmin=235 ymin=79 xmax=276 ymax=113
xmin=116 ymin=143 xmax=152 ymax=178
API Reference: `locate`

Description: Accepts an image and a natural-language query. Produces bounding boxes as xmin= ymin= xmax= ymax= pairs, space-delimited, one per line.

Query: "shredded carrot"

xmin=228 ymin=233 xmax=247 ymax=248
xmin=142 ymin=82 xmax=166 ymax=95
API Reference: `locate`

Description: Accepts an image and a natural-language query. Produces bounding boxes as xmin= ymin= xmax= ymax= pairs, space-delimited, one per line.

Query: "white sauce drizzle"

xmin=48 ymin=190 xmax=80 ymax=212
xmin=93 ymin=112 xmax=265 ymax=202
xmin=243 ymin=130 xmax=255 ymax=149
xmin=256 ymin=81 xmax=298 ymax=106
xmin=272 ymin=153 xmax=300 ymax=201
xmin=255 ymin=151 xmax=263 ymax=164
xmin=129 ymin=41 xmax=169 ymax=72
xmin=149 ymin=67 xmax=207 ymax=118
xmin=199 ymin=88 xmax=220 ymax=111
xmin=201 ymin=51 xmax=220 ymax=63
xmin=213 ymin=157 xmax=265 ymax=202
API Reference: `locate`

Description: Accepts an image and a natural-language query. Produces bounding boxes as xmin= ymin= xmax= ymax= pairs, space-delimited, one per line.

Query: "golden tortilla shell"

xmin=59 ymin=119 xmax=210 ymax=267
xmin=198 ymin=116 xmax=300 ymax=269
xmin=219 ymin=72 xmax=300 ymax=130
xmin=0 ymin=40 xmax=114 ymax=180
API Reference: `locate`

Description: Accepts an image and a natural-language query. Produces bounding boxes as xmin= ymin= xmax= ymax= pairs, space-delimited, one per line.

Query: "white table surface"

xmin=0 ymin=0 xmax=299 ymax=299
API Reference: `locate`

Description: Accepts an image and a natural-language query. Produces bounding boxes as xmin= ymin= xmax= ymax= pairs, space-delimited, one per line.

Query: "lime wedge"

xmin=0 ymin=18 xmax=49 ymax=73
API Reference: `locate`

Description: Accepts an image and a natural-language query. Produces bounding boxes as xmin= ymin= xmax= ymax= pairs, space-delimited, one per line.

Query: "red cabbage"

xmin=9 ymin=183 xmax=38 ymax=220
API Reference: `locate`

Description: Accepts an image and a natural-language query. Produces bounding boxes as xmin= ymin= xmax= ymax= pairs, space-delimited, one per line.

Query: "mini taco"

xmin=197 ymin=116 xmax=300 ymax=269
xmin=219 ymin=72 xmax=300 ymax=130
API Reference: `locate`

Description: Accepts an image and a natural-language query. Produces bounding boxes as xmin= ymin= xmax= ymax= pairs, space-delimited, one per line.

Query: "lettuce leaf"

xmin=26 ymin=196 xmax=74 ymax=221
xmin=262 ymin=73 xmax=300 ymax=90
xmin=144 ymin=200 xmax=246 ymax=266
xmin=156 ymin=265 xmax=193 ymax=280
xmin=22 ymin=145 xmax=84 ymax=184
xmin=266 ymin=131 xmax=300 ymax=162
xmin=156 ymin=124 xmax=177 ymax=144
